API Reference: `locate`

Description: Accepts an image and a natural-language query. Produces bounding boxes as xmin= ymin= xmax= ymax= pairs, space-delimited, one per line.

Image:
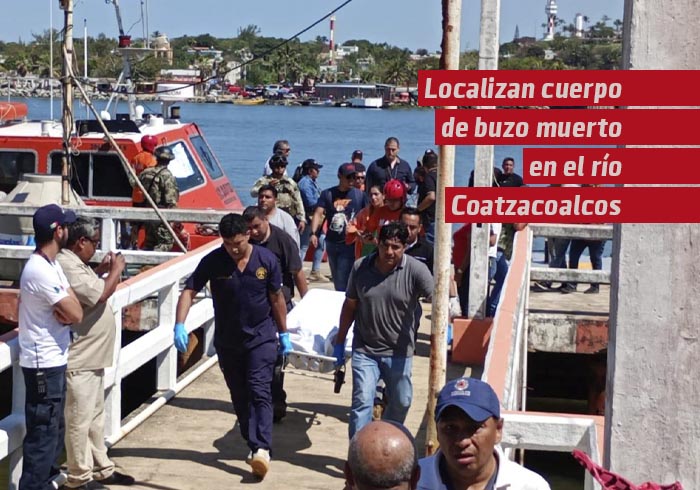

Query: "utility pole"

xmin=425 ymin=0 xmax=461 ymax=456
xmin=60 ymin=0 xmax=74 ymax=205
xmin=468 ymin=0 xmax=500 ymax=318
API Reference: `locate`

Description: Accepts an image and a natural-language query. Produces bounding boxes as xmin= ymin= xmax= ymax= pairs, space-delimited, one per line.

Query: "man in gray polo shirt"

xmin=333 ymin=222 xmax=433 ymax=438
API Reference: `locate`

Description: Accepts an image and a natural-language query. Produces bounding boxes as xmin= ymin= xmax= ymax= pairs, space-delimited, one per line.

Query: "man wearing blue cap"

xmin=418 ymin=377 xmax=550 ymax=490
xmin=19 ymin=204 xmax=83 ymax=490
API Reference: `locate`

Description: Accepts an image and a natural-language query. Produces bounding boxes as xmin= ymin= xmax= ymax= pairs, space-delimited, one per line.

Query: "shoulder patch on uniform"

xmin=255 ymin=267 xmax=267 ymax=280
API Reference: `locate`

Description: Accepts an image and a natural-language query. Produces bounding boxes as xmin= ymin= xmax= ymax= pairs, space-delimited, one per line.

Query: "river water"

xmin=16 ymin=97 xmax=526 ymax=207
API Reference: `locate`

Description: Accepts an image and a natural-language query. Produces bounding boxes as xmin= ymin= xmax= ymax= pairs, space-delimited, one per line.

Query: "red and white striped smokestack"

xmin=329 ymin=15 xmax=335 ymax=65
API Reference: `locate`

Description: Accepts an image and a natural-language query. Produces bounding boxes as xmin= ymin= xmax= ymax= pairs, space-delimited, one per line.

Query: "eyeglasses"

xmin=83 ymin=236 xmax=100 ymax=248
xmin=355 ymin=175 xmax=366 ymax=180
xmin=270 ymin=156 xmax=288 ymax=166
xmin=281 ymin=148 xmax=291 ymax=153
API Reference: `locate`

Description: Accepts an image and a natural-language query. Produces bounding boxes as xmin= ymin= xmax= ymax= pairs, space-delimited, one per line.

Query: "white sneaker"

xmin=250 ymin=448 xmax=270 ymax=478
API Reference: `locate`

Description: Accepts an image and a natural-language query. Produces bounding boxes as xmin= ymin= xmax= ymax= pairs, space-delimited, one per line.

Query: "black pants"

xmin=218 ymin=341 xmax=277 ymax=452
xmin=20 ymin=365 xmax=66 ymax=490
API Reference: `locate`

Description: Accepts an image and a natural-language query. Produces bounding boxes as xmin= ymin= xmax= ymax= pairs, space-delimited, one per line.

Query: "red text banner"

xmin=435 ymin=109 xmax=700 ymax=145
xmin=522 ymin=148 xmax=700 ymax=185
xmin=419 ymin=70 xmax=700 ymax=107
xmin=445 ymin=186 xmax=700 ymax=223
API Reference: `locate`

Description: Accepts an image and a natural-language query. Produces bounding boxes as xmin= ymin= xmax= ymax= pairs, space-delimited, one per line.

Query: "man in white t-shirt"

xmin=18 ymin=204 xmax=83 ymax=490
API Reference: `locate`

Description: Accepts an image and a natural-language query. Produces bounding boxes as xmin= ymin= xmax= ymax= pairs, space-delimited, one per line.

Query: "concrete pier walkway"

xmin=107 ymin=275 xmax=474 ymax=490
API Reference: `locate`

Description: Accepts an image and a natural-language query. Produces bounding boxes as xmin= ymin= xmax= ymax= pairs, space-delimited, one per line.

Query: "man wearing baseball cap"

xmin=418 ymin=377 xmax=550 ymax=490
xmin=19 ymin=204 xmax=84 ymax=490
xmin=310 ymin=163 xmax=368 ymax=291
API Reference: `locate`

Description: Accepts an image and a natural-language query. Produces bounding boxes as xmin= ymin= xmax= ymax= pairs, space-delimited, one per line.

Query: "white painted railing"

xmin=0 ymin=239 xmax=221 ymax=490
xmin=482 ymin=226 xmax=605 ymax=490
xmin=529 ymin=224 xmax=613 ymax=285
xmin=0 ymin=204 xmax=234 ymax=265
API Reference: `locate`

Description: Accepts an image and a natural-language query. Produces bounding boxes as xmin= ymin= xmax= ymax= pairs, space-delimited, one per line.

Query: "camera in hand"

xmin=333 ymin=365 xmax=346 ymax=394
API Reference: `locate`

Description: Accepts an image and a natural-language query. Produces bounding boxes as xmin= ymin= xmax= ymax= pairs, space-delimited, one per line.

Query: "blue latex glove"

xmin=333 ymin=343 xmax=346 ymax=367
xmin=278 ymin=332 xmax=292 ymax=356
xmin=446 ymin=323 xmax=453 ymax=346
xmin=174 ymin=322 xmax=189 ymax=353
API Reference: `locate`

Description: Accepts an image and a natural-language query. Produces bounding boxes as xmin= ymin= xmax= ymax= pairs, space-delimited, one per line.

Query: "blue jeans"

xmin=325 ymin=240 xmax=355 ymax=292
xmin=488 ymin=250 xmax=509 ymax=317
xmin=20 ymin=365 xmax=66 ymax=490
xmin=349 ymin=351 xmax=413 ymax=439
xmin=425 ymin=221 xmax=435 ymax=245
xmin=300 ymin=225 xmax=325 ymax=272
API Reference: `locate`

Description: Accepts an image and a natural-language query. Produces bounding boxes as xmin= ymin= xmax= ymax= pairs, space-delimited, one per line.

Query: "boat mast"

xmin=59 ymin=0 xmax=74 ymax=205
xmin=425 ymin=0 xmax=461 ymax=455
xmin=105 ymin=0 xmax=137 ymax=120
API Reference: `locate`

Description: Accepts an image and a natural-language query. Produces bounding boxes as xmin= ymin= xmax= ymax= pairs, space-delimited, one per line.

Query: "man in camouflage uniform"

xmin=251 ymin=153 xmax=306 ymax=232
xmin=138 ymin=146 xmax=179 ymax=251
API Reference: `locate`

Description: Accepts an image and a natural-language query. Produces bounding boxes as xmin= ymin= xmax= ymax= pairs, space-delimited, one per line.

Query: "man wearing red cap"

xmin=418 ymin=377 xmax=550 ymax=490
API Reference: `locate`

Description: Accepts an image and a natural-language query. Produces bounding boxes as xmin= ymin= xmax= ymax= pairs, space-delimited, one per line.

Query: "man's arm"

xmin=293 ymin=269 xmax=308 ymax=298
xmin=335 ymin=297 xmax=358 ymax=346
xmin=163 ymin=173 xmax=179 ymax=208
xmin=54 ymin=293 xmax=83 ymax=325
xmin=175 ymin=288 xmax=197 ymax=324
xmin=291 ymin=185 xmax=307 ymax=224
xmin=417 ymin=191 xmax=435 ymax=212
xmin=99 ymin=252 xmax=126 ymax=303
xmin=250 ymin=177 xmax=266 ymax=197
xmin=403 ymin=160 xmax=417 ymax=193
xmin=310 ymin=206 xmax=326 ymax=248
xmin=268 ymin=289 xmax=287 ymax=333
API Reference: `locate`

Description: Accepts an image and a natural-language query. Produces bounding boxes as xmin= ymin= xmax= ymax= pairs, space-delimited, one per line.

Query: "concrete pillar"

xmin=605 ymin=0 xmax=700 ymax=485
xmin=468 ymin=0 xmax=500 ymax=318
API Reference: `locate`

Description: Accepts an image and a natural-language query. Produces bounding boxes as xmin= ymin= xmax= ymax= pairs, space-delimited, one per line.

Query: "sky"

xmin=1 ymin=0 xmax=623 ymax=52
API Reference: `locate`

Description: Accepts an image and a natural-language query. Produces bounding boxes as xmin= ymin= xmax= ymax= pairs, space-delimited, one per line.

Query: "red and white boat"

xmin=0 ymin=99 xmax=244 ymax=249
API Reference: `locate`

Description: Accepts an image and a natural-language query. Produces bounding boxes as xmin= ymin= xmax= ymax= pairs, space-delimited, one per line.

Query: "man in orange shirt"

xmin=129 ymin=135 xmax=158 ymax=247
xmin=131 ymin=135 xmax=158 ymax=203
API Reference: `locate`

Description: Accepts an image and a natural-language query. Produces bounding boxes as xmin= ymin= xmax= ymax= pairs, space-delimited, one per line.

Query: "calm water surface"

xmin=18 ymin=97 xmax=525 ymax=207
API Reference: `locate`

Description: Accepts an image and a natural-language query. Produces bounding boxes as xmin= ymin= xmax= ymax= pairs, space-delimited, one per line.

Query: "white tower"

xmin=575 ymin=13 xmax=584 ymax=38
xmin=329 ymin=16 xmax=336 ymax=66
xmin=544 ymin=0 xmax=558 ymax=41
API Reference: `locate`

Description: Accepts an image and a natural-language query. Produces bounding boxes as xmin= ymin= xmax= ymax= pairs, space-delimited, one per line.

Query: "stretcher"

xmin=285 ymin=288 xmax=353 ymax=373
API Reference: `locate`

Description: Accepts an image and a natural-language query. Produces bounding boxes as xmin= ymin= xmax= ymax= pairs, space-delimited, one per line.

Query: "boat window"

xmin=50 ymin=152 xmax=90 ymax=196
xmin=189 ymin=135 xmax=224 ymax=179
xmin=164 ymin=141 xmax=205 ymax=192
xmin=50 ymin=152 xmax=130 ymax=198
xmin=0 ymin=151 xmax=36 ymax=193
xmin=92 ymin=154 xmax=131 ymax=198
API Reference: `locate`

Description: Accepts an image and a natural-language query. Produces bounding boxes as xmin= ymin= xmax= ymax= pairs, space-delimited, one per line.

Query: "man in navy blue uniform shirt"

xmin=173 ymin=213 xmax=291 ymax=480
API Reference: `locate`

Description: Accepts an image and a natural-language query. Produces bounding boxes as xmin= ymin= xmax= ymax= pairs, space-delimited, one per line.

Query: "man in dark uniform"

xmin=243 ymin=205 xmax=307 ymax=423
xmin=172 ymin=214 xmax=291 ymax=480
